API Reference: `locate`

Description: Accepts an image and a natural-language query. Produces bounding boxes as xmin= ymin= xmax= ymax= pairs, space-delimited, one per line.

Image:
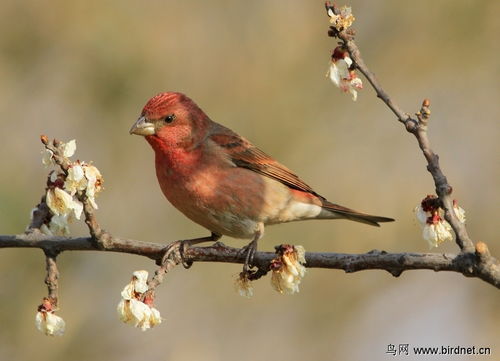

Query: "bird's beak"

xmin=129 ymin=116 xmax=155 ymax=136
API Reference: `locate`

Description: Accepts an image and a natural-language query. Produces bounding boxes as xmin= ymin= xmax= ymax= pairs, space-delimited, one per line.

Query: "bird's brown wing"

xmin=208 ymin=124 xmax=394 ymax=226
xmin=208 ymin=125 xmax=322 ymax=198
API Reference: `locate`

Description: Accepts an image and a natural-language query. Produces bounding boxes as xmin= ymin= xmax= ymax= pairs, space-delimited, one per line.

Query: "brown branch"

xmin=44 ymin=251 xmax=60 ymax=306
xmin=1 ymin=234 xmax=498 ymax=288
xmin=325 ymin=3 xmax=475 ymax=253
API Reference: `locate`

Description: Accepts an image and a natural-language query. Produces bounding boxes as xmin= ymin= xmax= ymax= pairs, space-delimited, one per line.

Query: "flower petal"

xmin=48 ymin=214 xmax=70 ymax=236
xmin=132 ymin=270 xmax=149 ymax=294
xmin=454 ymin=204 xmax=466 ymax=224
xmin=235 ymin=273 xmax=254 ymax=298
xmin=149 ymin=307 xmax=162 ymax=327
xmin=62 ymin=140 xmax=76 ymax=158
xmin=423 ymin=221 xmax=453 ymax=248
xmin=415 ymin=205 xmax=429 ymax=226
xmin=41 ymin=150 xmax=55 ymax=166
xmin=65 ymin=165 xmax=87 ymax=196
xmin=35 ymin=311 xmax=65 ymax=336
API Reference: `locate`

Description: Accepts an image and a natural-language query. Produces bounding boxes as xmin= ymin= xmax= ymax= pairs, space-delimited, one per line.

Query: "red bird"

xmin=130 ymin=92 xmax=393 ymax=270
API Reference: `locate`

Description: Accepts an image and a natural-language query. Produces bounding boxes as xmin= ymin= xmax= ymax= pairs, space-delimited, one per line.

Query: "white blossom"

xmin=149 ymin=307 xmax=162 ymax=327
xmin=415 ymin=205 xmax=430 ymax=226
xmin=235 ymin=273 xmax=254 ymax=298
xmin=50 ymin=214 xmax=71 ymax=236
xmin=117 ymin=299 xmax=161 ymax=331
xmin=46 ymin=187 xmax=83 ymax=220
xmin=83 ymin=165 xmax=103 ymax=209
xmin=121 ymin=270 xmax=149 ymax=299
xmin=40 ymin=224 xmax=54 ymax=236
xmin=49 ymin=171 xmax=60 ymax=183
xmin=40 ymin=219 xmax=68 ymax=236
xmin=327 ymin=58 xmax=351 ymax=88
xmin=326 ymin=54 xmax=362 ymax=101
xmin=423 ymin=220 xmax=453 ymax=249
xmin=117 ymin=270 xmax=162 ymax=331
xmin=327 ymin=6 xmax=355 ymax=30
xmin=453 ymin=203 xmax=466 ymax=224
xmin=347 ymin=76 xmax=363 ymax=101
xmin=41 ymin=149 xmax=55 ymax=166
xmin=64 ymin=165 xmax=87 ymax=195
xmin=35 ymin=311 xmax=66 ymax=336
xmin=270 ymin=245 xmax=306 ymax=295
xmin=61 ymin=139 xmax=76 ymax=158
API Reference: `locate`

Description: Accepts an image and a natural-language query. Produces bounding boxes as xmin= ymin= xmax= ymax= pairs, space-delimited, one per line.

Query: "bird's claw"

xmin=161 ymin=240 xmax=192 ymax=269
xmin=238 ymin=240 xmax=257 ymax=273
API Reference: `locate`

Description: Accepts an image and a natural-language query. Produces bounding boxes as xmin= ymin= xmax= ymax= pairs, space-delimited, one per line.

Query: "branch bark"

xmin=1 ymin=233 xmax=498 ymax=288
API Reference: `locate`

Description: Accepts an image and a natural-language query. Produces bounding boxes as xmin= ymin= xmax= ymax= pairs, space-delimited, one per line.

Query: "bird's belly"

xmin=158 ymin=166 xmax=271 ymax=239
xmin=157 ymin=164 xmax=322 ymax=238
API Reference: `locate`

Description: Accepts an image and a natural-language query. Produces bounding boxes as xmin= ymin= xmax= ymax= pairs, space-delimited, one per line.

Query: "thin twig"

xmin=43 ymin=250 xmax=60 ymax=306
xmin=325 ymin=3 xmax=475 ymax=253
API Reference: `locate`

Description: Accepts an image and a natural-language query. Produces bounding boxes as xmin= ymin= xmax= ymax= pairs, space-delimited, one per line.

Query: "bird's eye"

xmin=165 ymin=114 xmax=176 ymax=124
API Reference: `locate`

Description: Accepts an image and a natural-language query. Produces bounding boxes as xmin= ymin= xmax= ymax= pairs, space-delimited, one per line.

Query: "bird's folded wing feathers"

xmin=208 ymin=126 xmax=322 ymax=198
xmin=208 ymin=124 xmax=394 ymax=226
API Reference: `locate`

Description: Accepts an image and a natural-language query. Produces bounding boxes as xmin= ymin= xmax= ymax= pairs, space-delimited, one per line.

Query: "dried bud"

xmin=475 ymin=242 xmax=489 ymax=257
xmin=420 ymin=195 xmax=439 ymax=212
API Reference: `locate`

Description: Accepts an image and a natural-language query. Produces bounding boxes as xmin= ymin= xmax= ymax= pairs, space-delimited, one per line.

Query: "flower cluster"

xmin=117 ymin=270 xmax=162 ymax=331
xmin=37 ymin=139 xmax=103 ymax=236
xmin=327 ymin=5 xmax=355 ymax=31
xmin=270 ymin=245 xmax=306 ymax=294
xmin=326 ymin=47 xmax=363 ymax=101
xmin=415 ymin=195 xmax=466 ymax=248
xmin=35 ymin=298 xmax=65 ymax=336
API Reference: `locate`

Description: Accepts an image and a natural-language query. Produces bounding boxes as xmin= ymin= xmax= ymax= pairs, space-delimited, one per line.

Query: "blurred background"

xmin=0 ymin=0 xmax=498 ymax=360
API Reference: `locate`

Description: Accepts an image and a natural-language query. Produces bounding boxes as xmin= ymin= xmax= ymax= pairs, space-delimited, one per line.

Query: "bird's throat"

xmin=147 ymin=135 xmax=202 ymax=175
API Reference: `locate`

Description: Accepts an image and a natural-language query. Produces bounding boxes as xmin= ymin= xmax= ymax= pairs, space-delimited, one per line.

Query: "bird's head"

xmin=130 ymin=92 xmax=209 ymax=149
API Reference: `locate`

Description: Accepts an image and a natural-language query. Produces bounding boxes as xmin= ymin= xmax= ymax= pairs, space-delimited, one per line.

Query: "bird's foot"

xmin=160 ymin=240 xmax=192 ymax=269
xmin=238 ymin=239 xmax=258 ymax=273
xmin=160 ymin=233 xmax=222 ymax=269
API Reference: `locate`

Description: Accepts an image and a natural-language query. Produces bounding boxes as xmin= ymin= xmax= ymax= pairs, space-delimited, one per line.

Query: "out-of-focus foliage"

xmin=0 ymin=1 xmax=498 ymax=360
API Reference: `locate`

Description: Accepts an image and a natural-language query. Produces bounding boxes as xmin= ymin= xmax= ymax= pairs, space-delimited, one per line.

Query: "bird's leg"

xmin=240 ymin=229 xmax=263 ymax=273
xmin=161 ymin=232 xmax=221 ymax=269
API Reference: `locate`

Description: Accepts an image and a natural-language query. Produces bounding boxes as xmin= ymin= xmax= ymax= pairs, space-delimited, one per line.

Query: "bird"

xmin=130 ymin=92 xmax=394 ymax=271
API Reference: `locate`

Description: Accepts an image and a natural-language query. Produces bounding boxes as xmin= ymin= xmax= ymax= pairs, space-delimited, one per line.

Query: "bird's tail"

xmin=320 ymin=200 xmax=394 ymax=227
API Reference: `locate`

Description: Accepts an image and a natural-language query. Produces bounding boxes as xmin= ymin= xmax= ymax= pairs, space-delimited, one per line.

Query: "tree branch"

xmin=1 ymin=233 xmax=498 ymax=288
xmin=325 ymin=2 xmax=476 ymax=252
